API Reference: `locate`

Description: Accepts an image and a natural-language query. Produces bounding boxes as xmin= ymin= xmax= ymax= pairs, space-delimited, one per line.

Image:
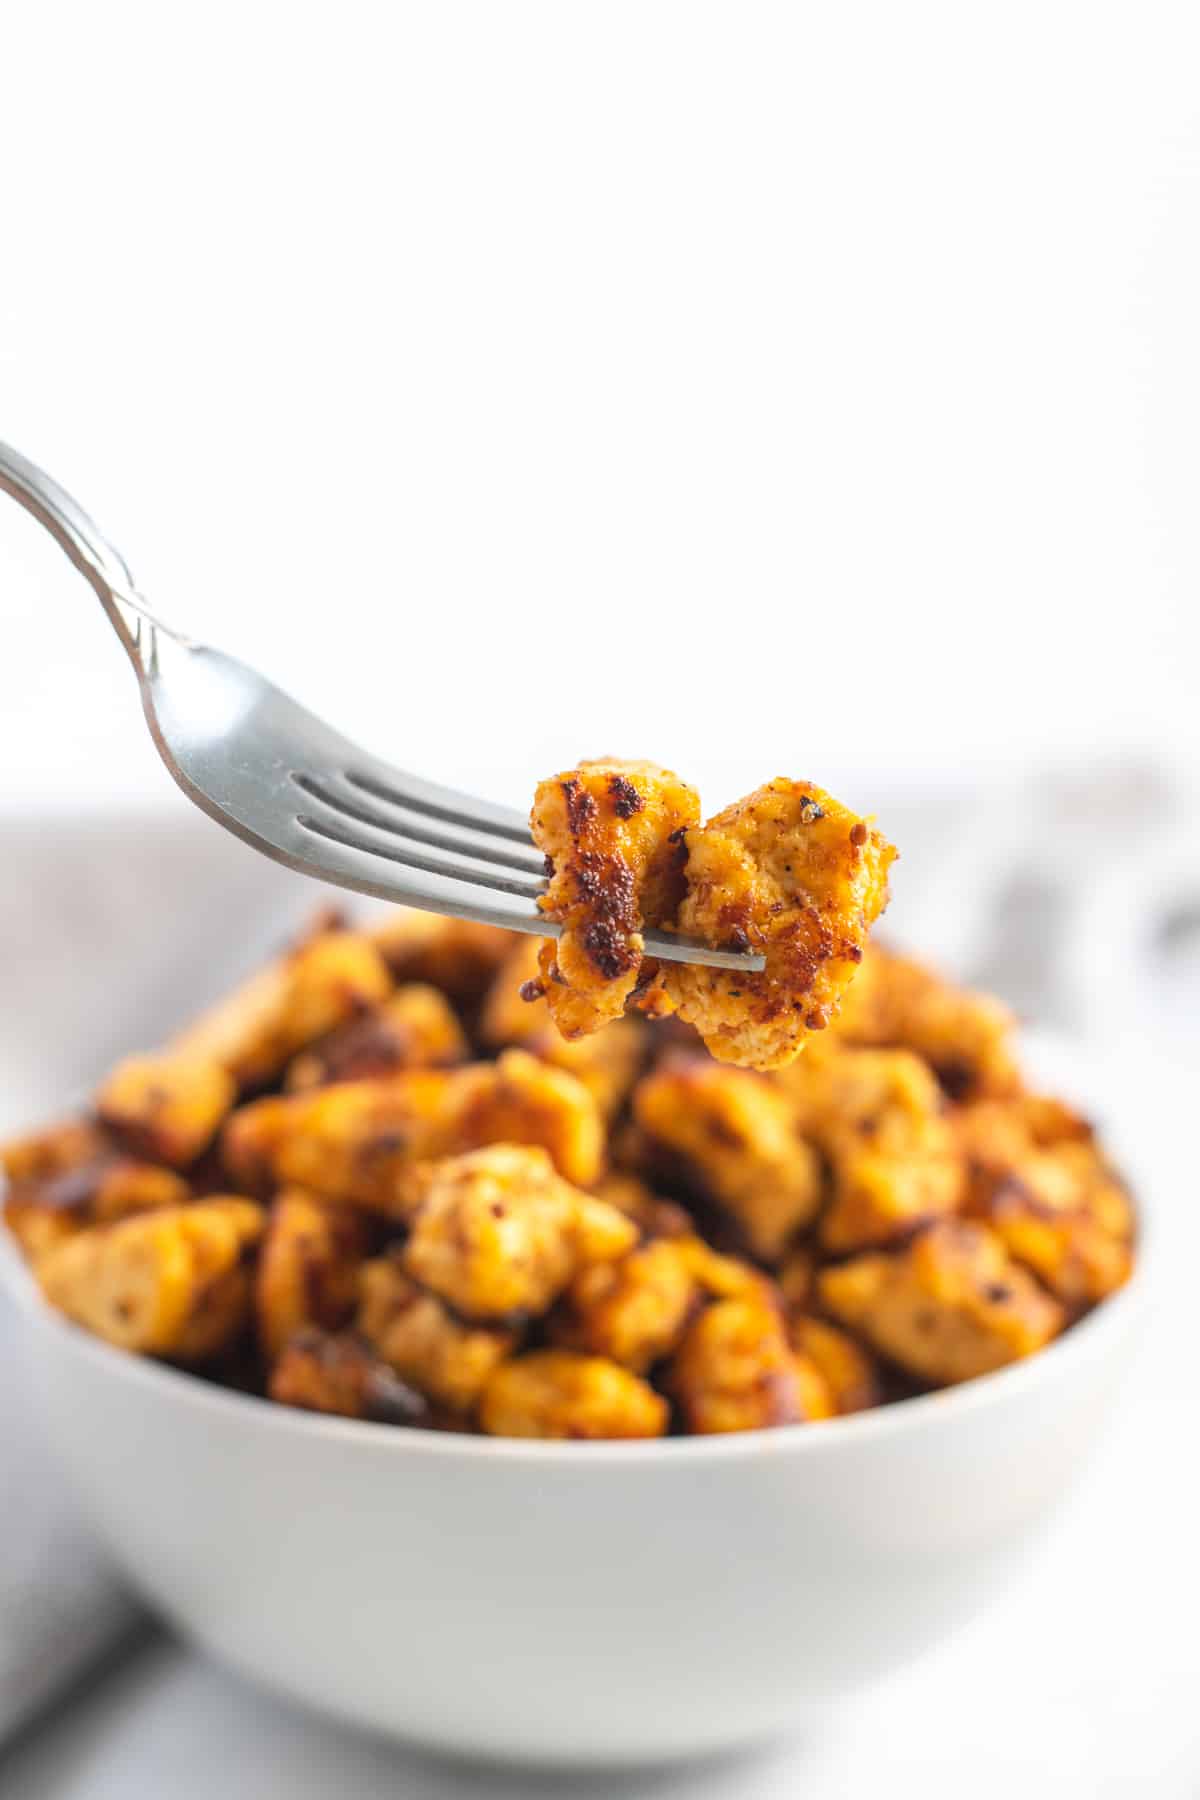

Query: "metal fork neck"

xmin=0 ymin=440 xmax=188 ymax=676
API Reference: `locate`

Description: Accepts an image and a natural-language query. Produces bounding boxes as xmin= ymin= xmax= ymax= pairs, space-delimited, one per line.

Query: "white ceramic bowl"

xmin=2 ymin=1046 xmax=1151 ymax=1768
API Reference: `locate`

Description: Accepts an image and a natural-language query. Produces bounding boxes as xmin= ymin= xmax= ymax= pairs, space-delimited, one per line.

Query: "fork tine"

xmin=296 ymin=809 xmax=547 ymax=902
xmin=643 ymin=928 xmax=764 ymax=971
xmin=292 ymin=772 xmax=547 ymax=876
xmin=347 ymin=762 xmax=532 ymax=843
xmin=271 ymin=814 xmax=563 ymax=937
xmin=291 ymin=810 xmax=763 ymax=968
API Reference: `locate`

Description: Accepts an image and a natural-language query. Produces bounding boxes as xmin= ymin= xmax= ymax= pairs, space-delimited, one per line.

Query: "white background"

xmin=1 ymin=2 xmax=1198 ymax=820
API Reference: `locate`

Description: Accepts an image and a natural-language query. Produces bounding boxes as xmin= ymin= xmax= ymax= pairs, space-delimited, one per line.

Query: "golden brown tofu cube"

xmin=833 ymin=945 xmax=1020 ymax=1101
xmin=403 ymin=1145 xmax=637 ymax=1322
xmin=1048 ymin=1140 xmax=1136 ymax=1243
xmin=1009 ymin=1094 xmax=1096 ymax=1147
xmin=173 ymin=929 xmax=392 ymax=1088
xmin=37 ymin=1197 xmax=264 ymax=1359
xmin=480 ymin=936 xmax=647 ymax=1120
xmin=955 ymin=1098 xmax=1134 ymax=1237
xmin=948 ymin=1097 xmax=1034 ymax=1185
xmin=284 ymin=986 xmax=470 ymax=1090
xmin=790 ymin=1316 xmax=881 ymax=1414
xmin=669 ymin=1296 xmax=834 ymax=1433
xmin=4 ymin=1197 xmax=92 ymax=1266
xmin=779 ymin=1045 xmax=964 ymax=1251
xmin=223 ymin=1070 xmax=454 ymax=1211
xmin=0 ymin=1117 xmax=109 ymax=1188
xmin=95 ymin=1054 xmax=236 ymax=1167
xmin=547 ymin=1019 xmax=647 ymax=1124
xmin=477 ymin=933 xmax=552 ymax=1048
xmin=447 ymin=1050 xmax=606 ymax=1189
xmin=954 ymin=1097 xmax=1134 ymax=1304
xmin=531 ymin=759 xmax=700 ymax=1038
xmin=677 ymin=1237 xmax=781 ymax=1305
xmin=818 ymin=1219 xmax=1065 ymax=1387
xmin=2 ymin=847 xmax=1141 ymax=1443
xmin=357 ymin=1252 xmax=517 ymax=1412
xmin=479 ymin=1349 xmax=668 ymax=1439
xmin=223 ymin=1049 xmax=605 ymax=1211
xmin=268 ymin=1328 xmax=430 ymax=1424
xmin=3 ymin=1158 xmax=190 ymax=1264
xmin=366 ymin=909 xmax=515 ymax=999
xmin=633 ymin=1060 xmax=820 ymax=1261
xmin=255 ymin=1190 xmax=369 ymax=1361
xmin=550 ymin=1238 xmax=697 ymax=1372
xmin=88 ymin=1162 xmax=193 ymax=1219
xmin=985 ymin=1168 xmax=1133 ymax=1308
xmin=171 ymin=1200 xmax=265 ymax=1362
xmin=662 ymin=781 xmax=896 ymax=1069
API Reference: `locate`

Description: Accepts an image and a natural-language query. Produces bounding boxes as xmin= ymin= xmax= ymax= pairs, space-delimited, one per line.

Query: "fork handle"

xmin=0 ymin=441 xmax=175 ymax=672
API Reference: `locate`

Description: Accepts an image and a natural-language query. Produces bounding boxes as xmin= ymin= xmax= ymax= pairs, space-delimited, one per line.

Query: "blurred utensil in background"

xmin=884 ymin=758 xmax=1196 ymax=1064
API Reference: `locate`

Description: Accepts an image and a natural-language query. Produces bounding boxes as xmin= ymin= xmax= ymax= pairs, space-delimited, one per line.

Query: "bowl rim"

xmin=2 ymin=1029 xmax=1156 ymax=1467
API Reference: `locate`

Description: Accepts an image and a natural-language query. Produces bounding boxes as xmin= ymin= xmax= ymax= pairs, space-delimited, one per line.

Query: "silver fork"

xmin=0 ymin=442 xmax=763 ymax=973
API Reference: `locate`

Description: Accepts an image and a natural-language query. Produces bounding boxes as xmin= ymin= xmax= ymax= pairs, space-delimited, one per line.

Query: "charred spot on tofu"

xmin=818 ymin=1219 xmax=1065 ymax=1386
xmin=661 ymin=781 xmax=896 ymax=1069
xmin=479 ymin=1349 xmax=668 ymax=1439
xmin=255 ymin=1190 xmax=368 ymax=1361
xmin=269 ymin=1328 xmax=431 ymax=1425
xmin=284 ymin=986 xmax=469 ymax=1090
xmin=531 ymin=760 xmax=700 ymax=1039
xmin=3 ymin=1155 xmax=191 ymax=1264
xmin=95 ymin=1054 xmax=237 ymax=1167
